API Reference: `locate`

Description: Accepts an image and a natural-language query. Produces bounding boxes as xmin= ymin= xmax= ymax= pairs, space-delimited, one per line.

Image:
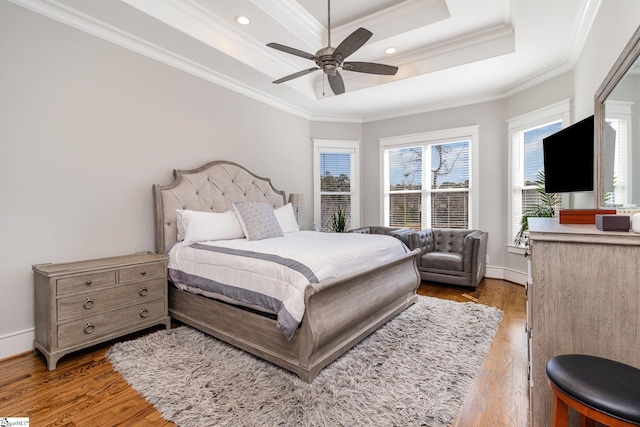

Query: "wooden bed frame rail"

xmin=169 ymin=249 xmax=419 ymax=382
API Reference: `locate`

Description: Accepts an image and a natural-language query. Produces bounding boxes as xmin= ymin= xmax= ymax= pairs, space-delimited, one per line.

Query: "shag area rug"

xmin=107 ymin=296 xmax=503 ymax=427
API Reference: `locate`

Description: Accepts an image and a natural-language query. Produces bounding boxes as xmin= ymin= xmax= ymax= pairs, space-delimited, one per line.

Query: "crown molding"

xmin=248 ymin=0 xmax=324 ymax=48
xmin=9 ymin=0 xmax=316 ymax=119
xmin=407 ymin=25 xmax=514 ymax=64
xmin=357 ymin=58 xmax=577 ymax=123
xmin=501 ymin=60 xmax=575 ymax=99
xmin=565 ymin=0 xmax=602 ymax=64
xmin=123 ymin=0 xmax=317 ymax=98
xmin=361 ymin=91 xmax=507 ymax=123
xmin=381 ymin=24 xmax=514 ymax=76
xmin=332 ymin=0 xmax=450 ymax=43
xmin=8 ymin=0 xmax=597 ymax=125
xmin=309 ymin=112 xmax=364 ymax=124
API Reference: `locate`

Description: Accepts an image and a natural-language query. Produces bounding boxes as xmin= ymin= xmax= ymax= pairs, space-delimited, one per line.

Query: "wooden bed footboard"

xmin=298 ymin=249 xmax=420 ymax=380
xmin=168 ymin=248 xmax=420 ymax=383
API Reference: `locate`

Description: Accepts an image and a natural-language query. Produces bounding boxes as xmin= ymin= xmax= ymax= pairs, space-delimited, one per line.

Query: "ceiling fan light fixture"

xmin=266 ymin=0 xmax=398 ymax=95
xmin=323 ymin=64 xmax=337 ymax=76
xmin=234 ymin=15 xmax=251 ymax=26
xmin=385 ymin=47 xmax=396 ymax=55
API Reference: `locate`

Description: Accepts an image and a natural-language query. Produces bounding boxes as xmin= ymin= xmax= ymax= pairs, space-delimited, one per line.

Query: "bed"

xmin=153 ymin=160 xmax=420 ymax=382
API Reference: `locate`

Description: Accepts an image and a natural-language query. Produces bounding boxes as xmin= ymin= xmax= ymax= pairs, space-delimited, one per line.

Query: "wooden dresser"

xmin=527 ymin=218 xmax=640 ymax=427
xmin=33 ymin=252 xmax=171 ymax=370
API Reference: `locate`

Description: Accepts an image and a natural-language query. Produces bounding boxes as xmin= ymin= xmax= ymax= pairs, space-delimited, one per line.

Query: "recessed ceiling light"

xmin=385 ymin=47 xmax=396 ymax=55
xmin=235 ymin=15 xmax=251 ymax=25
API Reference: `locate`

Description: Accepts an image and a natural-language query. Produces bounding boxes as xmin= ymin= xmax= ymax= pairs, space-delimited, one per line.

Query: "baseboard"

xmin=0 ymin=328 xmax=34 ymax=361
xmin=0 ymin=267 xmax=527 ymax=362
xmin=485 ymin=265 xmax=527 ymax=286
xmin=502 ymin=268 xmax=527 ymax=285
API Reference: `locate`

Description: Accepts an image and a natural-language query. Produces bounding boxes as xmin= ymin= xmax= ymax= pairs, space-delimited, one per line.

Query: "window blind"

xmin=319 ymin=152 xmax=352 ymax=231
xmin=511 ymin=120 xmax=562 ymax=244
xmin=320 ymin=153 xmax=351 ymax=192
xmin=386 ymin=140 xmax=470 ymax=230
xmin=606 ymin=118 xmax=628 ymax=205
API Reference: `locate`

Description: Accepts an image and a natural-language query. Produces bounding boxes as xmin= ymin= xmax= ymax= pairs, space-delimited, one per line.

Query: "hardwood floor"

xmin=0 ymin=278 xmax=527 ymax=426
xmin=418 ymin=278 xmax=529 ymax=427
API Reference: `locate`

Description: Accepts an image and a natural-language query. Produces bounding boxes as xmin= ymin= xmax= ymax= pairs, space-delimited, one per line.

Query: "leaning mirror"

xmin=595 ymin=25 xmax=640 ymax=208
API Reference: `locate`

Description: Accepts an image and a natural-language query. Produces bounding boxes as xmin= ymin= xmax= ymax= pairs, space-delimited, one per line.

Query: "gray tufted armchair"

xmin=407 ymin=228 xmax=488 ymax=288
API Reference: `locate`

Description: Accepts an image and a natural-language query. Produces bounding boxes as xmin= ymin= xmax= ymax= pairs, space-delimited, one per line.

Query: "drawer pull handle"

xmin=83 ymin=298 xmax=94 ymax=310
xmin=140 ymin=271 xmax=147 ymax=276
xmin=140 ymin=308 xmax=149 ymax=318
xmin=139 ymin=287 xmax=148 ymax=297
xmin=84 ymin=323 xmax=95 ymax=334
xmin=86 ymin=280 xmax=92 ymax=285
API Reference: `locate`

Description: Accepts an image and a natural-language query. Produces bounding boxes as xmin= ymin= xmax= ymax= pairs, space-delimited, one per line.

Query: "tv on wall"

xmin=542 ymin=115 xmax=594 ymax=193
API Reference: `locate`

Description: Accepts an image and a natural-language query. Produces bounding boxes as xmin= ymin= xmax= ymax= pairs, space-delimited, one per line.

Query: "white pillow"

xmin=176 ymin=209 xmax=244 ymax=243
xmin=233 ymin=202 xmax=284 ymax=241
xmin=274 ymin=203 xmax=300 ymax=233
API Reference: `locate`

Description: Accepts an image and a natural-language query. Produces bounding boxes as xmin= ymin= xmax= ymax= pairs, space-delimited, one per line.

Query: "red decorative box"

xmin=558 ymin=209 xmax=617 ymax=224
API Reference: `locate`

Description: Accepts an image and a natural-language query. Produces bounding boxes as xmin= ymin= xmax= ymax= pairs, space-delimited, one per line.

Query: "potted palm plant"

xmin=514 ymin=170 xmax=558 ymax=246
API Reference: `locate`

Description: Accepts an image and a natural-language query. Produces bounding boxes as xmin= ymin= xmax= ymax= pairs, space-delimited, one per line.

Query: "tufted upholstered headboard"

xmin=152 ymin=160 xmax=286 ymax=253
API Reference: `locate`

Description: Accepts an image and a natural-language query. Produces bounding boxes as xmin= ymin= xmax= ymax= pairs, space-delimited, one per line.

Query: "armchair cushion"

xmin=422 ymin=252 xmax=464 ymax=271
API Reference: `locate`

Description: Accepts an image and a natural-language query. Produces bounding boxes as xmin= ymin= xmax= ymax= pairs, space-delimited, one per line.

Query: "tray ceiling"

xmin=10 ymin=0 xmax=599 ymax=122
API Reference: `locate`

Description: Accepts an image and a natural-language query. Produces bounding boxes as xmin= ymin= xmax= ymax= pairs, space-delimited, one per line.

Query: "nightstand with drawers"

xmin=33 ymin=252 xmax=171 ymax=370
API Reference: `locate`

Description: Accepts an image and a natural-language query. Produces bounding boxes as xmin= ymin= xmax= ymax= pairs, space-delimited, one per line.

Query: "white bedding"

xmin=168 ymin=230 xmax=409 ymax=339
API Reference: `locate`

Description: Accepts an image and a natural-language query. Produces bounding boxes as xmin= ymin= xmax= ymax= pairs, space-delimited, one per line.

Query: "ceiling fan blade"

xmin=267 ymin=43 xmax=317 ymax=61
xmin=343 ymin=62 xmax=398 ymax=75
xmin=273 ymin=67 xmax=321 ymax=84
xmin=328 ymin=71 xmax=345 ymax=95
xmin=333 ymin=28 xmax=372 ymax=60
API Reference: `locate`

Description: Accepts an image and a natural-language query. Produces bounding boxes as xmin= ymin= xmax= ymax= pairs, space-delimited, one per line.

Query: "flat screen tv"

xmin=542 ymin=115 xmax=594 ymax=193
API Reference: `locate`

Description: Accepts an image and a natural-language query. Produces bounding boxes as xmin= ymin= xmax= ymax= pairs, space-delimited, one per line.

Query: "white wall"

xmin=361 ymin=76 xmax=577 ymax=282
xmin=2 ymin=0 xmax=639 ymax=360
xmin=503 ymin=71 xmax=574 ymax=273
xmin=310 ymin=121 xmax=363 ymax=226
xmin=505 ymin=71 xmax=574 ymax=120
xmin=310 ymin=122 xmax=362 ymax=142
xmin=573 ymin=1 xmax=640 ymax=120
xmin=571 ymin=1 xmax=640 ymax=209
xmin=0 ymin=2 xmax=312 ymax=359
xmin=357 ymin=0 xmax=640 ymax=279
xmin=362 ymin=101 xmax=506 ymax=268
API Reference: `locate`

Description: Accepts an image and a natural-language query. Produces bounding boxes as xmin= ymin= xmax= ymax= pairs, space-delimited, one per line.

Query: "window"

xmin=508 ymin=100 xmax=570 ymax=247
xmin=313 ymin=139 xmax=360 ymax=231
xmin=380 ymin=127 xmax=479 ymax=230
xmin=604 ymin=101 xmax=634 ymax=206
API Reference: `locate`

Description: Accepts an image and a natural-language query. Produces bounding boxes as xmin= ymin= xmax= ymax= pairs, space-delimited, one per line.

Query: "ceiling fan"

xmin=267 ymin=0 xmax=398 ymax=95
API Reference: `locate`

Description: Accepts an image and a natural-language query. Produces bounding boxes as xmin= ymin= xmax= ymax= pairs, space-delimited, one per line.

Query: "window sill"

xmin=506 ymin=245 xmax=526 ymax=256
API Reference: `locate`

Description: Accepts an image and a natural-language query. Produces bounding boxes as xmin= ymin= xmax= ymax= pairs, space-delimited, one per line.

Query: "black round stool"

xmin=546 ymin=354 xmax=640 ymax=427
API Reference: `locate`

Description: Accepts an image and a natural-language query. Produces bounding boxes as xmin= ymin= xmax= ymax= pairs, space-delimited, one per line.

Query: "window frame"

xmin=507 ymin=99 xmax=570 ymax=251
xmin=379 ymin=126 xmax=479 ymax=230
xmin=313 ymin=139 xmax=360 ymax=231
xmin=604 ymin=100 xmax=634 ymax=206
